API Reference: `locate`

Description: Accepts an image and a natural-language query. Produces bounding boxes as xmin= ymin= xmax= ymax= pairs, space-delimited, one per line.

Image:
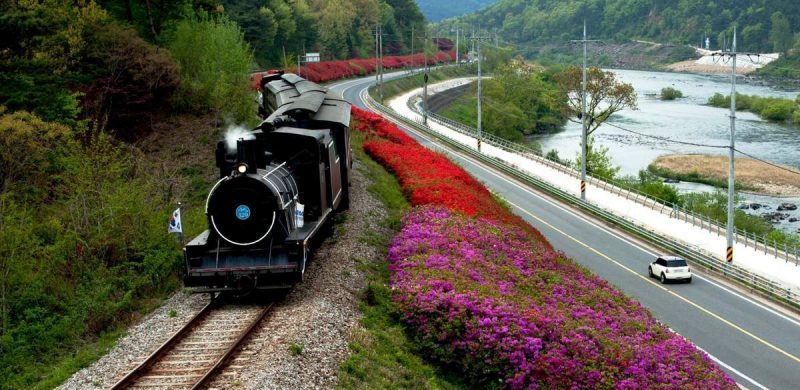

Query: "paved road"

xmin=330 ymin=73 xmax=800 ymax=389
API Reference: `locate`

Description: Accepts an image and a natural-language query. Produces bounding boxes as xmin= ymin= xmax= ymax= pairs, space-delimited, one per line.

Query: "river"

xmin=533 ymin=69 xmax=800 ymax=233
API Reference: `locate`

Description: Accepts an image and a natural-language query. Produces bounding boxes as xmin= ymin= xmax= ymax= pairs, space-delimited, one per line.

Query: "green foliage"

xmin=617 ymin=170 xmax=682 ymax=205
xmin=81 ymin=21 xmax=179 ymax=137
xmin=222 ymin=0 xmax=425 ymax=67
xmin=575 ymin=136 xmax=620 ymax=181
xmin=769 ymin=11 xmax=792 ymax=55
xmin=708 ymin=92 xmax=800 ymax=124
xmin=167 ymin=11 xmax=256 ymax=124
xmin=0 ymin=0 xmax=107 ymax=123
xmin=660 ymin=87 xmax=683 ymax=100
xmin=441 ymin=0 xmax=800 ymax=53
xmin=546 ymin=149 xmax=564 ymax=164
xmin=288 ymin=342 xmax=304 ymax=356
xmin=436 ymin=60 xmax=569 ymax=141
xmin=0 ymin=111 xmax=183 ymax=389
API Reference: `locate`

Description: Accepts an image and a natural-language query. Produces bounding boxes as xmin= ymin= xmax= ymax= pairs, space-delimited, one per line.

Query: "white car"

xmin=648 ymin=256 xmax=692 ymax=284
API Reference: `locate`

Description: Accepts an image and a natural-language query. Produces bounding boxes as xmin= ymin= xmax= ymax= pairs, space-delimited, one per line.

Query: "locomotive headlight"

xmin=237 ymin=163 xmax=248 ymax=174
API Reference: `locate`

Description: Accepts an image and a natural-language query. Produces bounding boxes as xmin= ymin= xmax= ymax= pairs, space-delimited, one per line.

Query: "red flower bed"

xmin=251 ymin=51 xmax=456 ymax=88
xmin=352 ymin=106 xmax=736 ymax=388
xmin=351 ymin=107 xmax=551 ymax=248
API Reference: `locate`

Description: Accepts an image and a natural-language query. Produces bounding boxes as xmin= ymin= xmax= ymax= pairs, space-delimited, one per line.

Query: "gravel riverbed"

xmin=58 ymin=160 xmax=388 ymax=389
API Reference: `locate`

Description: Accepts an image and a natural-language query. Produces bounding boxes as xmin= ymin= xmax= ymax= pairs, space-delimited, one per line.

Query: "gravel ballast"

xmin=58 ymin=160 xmax=388 ymax=389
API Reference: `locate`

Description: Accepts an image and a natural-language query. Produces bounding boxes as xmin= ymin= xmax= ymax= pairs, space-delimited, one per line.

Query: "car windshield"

xmin=667 ymin=259 xmax=688 ymax=267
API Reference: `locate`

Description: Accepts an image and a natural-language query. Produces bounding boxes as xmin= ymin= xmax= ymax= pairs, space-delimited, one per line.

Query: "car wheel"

xmin=686 ymin=277 xmax=692 ymax=284
xmin=648 ymin=266 xmax=653 ymax=277
xmin=660 ymin=273 xmax=667 ymax=284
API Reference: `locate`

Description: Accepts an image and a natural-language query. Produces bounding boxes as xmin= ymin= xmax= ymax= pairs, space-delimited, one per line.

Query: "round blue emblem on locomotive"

xmin=235 ymin=205 xmax=251 ymax=220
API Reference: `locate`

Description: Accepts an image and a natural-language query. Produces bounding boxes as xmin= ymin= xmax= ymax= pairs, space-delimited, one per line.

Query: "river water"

xmin=533 ymin=69 xmax=800 ymax=233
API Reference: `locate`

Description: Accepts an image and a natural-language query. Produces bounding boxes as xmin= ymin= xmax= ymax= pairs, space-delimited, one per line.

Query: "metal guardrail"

xmin=363 ymin=90 xmax=800 ymax=309
xmin=393 ymin=86 xmax=800 ymax=266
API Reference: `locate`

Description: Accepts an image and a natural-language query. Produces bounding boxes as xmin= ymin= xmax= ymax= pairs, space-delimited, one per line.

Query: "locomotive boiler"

xmin=183 ymin=73 xmax=352 ymax=292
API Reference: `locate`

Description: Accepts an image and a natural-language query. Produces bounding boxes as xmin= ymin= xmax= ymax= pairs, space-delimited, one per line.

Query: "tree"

xmin=770 ymin=11 xmax=792 ymax=56
xmin=574 ymin=137 xmax=620 ymax=180
xmin=167 ymin=11 xmax=255 ymax=124
xmin=555 ymin=66 xmax=637 ymax=136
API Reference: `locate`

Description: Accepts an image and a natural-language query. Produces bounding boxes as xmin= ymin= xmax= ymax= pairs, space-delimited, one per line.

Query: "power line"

xmin=599 ymin=121 xmax=730 ymax=149
xmin=732 ymin=148 xmax=800 ymax=176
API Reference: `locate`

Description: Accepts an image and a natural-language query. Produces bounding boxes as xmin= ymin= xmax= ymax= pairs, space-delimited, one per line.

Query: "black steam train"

xmin=183 ymin=73 xmax=352 ymax=292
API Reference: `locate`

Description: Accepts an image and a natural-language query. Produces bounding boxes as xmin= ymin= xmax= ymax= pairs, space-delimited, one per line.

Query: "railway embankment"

xmin=60 ymin=159 xmax=390 ymax=389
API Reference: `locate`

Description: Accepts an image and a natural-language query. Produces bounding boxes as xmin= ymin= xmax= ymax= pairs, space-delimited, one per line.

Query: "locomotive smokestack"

xmin=224 ymin=125 xmax=255 ymax=153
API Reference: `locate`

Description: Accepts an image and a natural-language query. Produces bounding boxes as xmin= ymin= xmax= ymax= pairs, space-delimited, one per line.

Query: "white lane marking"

xmin=697 ymin=345 xmax=769 ymax=390
xmin=359 ymin=92 xmax=791 ymax=390
xmin=365 ymin=89 xmax=800 ymax=329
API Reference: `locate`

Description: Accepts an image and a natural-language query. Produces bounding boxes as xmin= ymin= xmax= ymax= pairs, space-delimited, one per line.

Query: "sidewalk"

xmin=386 ymin=78 xmax=800 ymax=293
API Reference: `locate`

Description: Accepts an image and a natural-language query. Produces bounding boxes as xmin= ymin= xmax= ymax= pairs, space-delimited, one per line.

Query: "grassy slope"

xmin=335 ymin=131 xmax=467 ymax=389
xmin=34 ymin=114 xmax=220 ymax=390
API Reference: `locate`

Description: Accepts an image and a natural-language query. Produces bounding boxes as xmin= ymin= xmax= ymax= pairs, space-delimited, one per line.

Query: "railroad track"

xmin=110 ymin=299 xmax=273 ymax=390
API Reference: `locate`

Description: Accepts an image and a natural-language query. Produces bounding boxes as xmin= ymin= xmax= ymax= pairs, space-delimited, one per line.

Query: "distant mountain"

xmin=415 ymin=0 xmax=496 ymax=22
xmin=442 ymin=0 xmax=800 ymax=53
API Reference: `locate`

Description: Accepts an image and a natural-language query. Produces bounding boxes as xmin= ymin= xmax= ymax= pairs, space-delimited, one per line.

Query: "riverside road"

xmin=329 ymin=72 xmax=800 ymax=390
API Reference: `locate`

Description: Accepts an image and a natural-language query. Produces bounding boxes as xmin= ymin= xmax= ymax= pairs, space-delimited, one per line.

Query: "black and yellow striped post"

xmin=477 ymin=139 xmax=481 ymax=152
xmin=580 ymin=180 xmax=586 ymax=198
xmin=726 ymin=246 xmax=733 ymax=263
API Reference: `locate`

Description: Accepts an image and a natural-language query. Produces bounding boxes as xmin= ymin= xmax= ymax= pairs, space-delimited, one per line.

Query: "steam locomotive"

xmin=183 ymin=73 xmax=352 ymax=292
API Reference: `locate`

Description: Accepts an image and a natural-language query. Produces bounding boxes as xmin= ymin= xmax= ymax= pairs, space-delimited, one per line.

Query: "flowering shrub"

xmin=251 ymin=51 xmax=456 ymax=88
xmin=389 ymin=207 xmax=737 ymax=389
xmin=351 ymin=107 xmax=550 ymax=246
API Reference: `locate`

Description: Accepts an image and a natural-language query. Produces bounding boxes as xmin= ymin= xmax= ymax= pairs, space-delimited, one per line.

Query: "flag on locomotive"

xmin=168 ymin=208 xmax=182 ymax=234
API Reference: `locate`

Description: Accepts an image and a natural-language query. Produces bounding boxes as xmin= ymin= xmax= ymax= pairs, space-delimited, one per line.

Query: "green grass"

xmin=336 ymin=132 xmax=466 ymax=390
xmin=29 ymin=329 xmax=123 ymax=390
xmin=288 ymin=342 xmax=305 ymax=356
xmin=438 ymin=92 xmax=478 ymax=128
xmin=370 ymin=65 xmax=477 ymax=103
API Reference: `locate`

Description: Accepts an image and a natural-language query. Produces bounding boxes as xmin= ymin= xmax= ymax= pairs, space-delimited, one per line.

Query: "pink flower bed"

xmin=389 ymin=207 xmax=737 ymax=389
xmin=351 ymin=107 xmax=736 ymax=388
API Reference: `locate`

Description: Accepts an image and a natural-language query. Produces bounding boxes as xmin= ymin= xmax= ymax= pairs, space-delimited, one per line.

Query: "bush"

xmin=708 ymin=93 xmax=799 ymax=123
xmin=708 ymin=93 xmax=729 ymax=107
xmin=168 ymin=11 xmax=255 ymax=124
xmin=0 ymin=111 xmax=183 ymax=388
xmin=660 ymin=87 xmax=683 ymax=100
xmin=760 ymin=99 xmax=795 ymax=121
xmin=389 ymin=207 xmax=737 ymax=389
xmin=79 ymin=22 xmax=179 ymax=138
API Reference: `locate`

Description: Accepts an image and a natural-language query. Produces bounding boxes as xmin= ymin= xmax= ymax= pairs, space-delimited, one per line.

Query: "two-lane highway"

xmin=330 ymin=73 xmax=800 ymax=389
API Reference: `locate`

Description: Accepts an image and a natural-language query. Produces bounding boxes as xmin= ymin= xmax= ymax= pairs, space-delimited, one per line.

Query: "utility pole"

xmin=422 ymin=30 xmax=429 ymax=125
xmin=571 ymin=20 xmax=599 ymax=201
xmin=379 ymin=24 xmax=384 ymax=103
xmin=455 ymin=27 xmax=459 ymax=64
xmin=470 ymin=31 xmax=492 ymax=152
xmin=375 ymin=24 xmax=385 ymax=103
xmin=411 ymin=24 xmax=415 ymax=55
xmin=375 ymin=25 xmax=380 ymax=86
xmin=712 ymin=26 xmax=755 ymax=265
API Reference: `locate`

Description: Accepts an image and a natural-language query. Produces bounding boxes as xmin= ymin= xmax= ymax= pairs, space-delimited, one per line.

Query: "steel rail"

xmin=190 ymin=302 xmax=273 ymax=390
xmin=109 ymin=300 xmax=273 ymax=390
xmin=109 ymin=298 xmax=219 ymax=389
